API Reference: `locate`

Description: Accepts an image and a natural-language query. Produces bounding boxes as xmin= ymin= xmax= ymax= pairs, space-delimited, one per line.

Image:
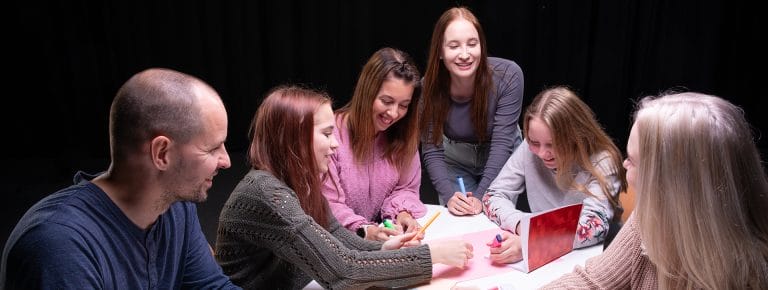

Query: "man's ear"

xmin=149 ymin=136 xmax=172 ymax=170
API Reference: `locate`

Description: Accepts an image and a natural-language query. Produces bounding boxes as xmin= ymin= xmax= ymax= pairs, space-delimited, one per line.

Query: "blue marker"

xmin=457 ymin=176 xmax=467 ymax=196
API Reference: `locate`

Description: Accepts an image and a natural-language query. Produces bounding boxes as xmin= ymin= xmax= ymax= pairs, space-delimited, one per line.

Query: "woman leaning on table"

xmin=420 ymin=6 xmax=525 ymax=215
xmin=215 ymin=85 xmax=473 ymax=290
xmin=482 ymin=86 xmax=626 ymax=264
xmin=543 ymin=92 xmax=768 ymax=289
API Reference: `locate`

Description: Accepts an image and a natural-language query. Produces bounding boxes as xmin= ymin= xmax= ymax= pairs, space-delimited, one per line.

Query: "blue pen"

xmin=457 ymin=176 xmax=467 ymax=196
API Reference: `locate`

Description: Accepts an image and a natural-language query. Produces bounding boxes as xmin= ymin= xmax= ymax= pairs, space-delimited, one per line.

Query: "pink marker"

xmin=491 ymin=233 xmax=502 ymax=248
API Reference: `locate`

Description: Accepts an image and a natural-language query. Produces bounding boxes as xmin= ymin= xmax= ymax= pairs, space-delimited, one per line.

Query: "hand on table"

xmin=381 ymin=231 xmax=420 ymax=250
xmin=487 ymin=231 xmax=522 ymax=264
xmin=447 ymin=192 xmax=483 ymax=216
xmin=427 ymin=239 xmax=474 ymax=268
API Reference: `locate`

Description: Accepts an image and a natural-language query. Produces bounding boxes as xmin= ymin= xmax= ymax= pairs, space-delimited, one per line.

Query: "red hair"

xmin=248 ymin=85 xmax=331 ymax=228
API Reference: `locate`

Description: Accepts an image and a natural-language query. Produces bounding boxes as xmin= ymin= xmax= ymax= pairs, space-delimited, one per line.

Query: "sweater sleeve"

xmin=321 ymin=153 xmax=373 ymax=231
xmin=573 ymin=154 xmax=622 ymax=249
xmin=421 ymin=133 xmax=455 ymax=204
xmin=541 ymin=216 xmax=648 ymax=289
xmin=482 ymin=144 xmax=530 ymax=232
xmin=326 ymin=205 xmax=383 ymax=251
xmin=217 ymin=171 xmax=433 ymax=290
xmin=476 ymin=58 xmax=524 ymax=198
xmin=380 ymin=152 xmax=427 ymax=220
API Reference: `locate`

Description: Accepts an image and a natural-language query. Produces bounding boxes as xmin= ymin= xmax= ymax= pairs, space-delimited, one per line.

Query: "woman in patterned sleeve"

xmin=482 ymin=86 xmax=626 ymax=264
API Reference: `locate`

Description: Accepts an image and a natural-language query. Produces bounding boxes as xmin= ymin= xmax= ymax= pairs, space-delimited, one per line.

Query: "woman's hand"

xmin=365 ymin=225 xmax=402 ymax=241
xmin=487 ymin=231 xmax=522 ymax=264
xmin=426 ymin=240 xmax=474 ymax=268
xmin=447 ymin=192 xmax=483 ymax=216
xmin=396 ymin=211 xmax=421 ymax=234
xmin=381 ymin=232 xmax=420 ymax=250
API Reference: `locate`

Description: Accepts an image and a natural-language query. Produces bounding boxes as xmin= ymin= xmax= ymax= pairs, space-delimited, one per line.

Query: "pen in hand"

xmin=383 ymin=219 xmax=395 ymax=229
xmin=491 ymin=233 xmax=502 ymax=248
xmin=457 ymin=176 xmax=467 ymax=196
xmin=410 ymin=211 xmax=440 ymax=241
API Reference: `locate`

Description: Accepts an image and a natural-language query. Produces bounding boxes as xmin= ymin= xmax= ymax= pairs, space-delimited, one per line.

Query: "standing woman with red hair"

xmin=421 ymin=6 xmax=525 ymax=216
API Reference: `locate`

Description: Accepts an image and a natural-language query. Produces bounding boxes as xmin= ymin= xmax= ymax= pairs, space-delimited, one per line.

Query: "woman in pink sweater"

xmin=322 ymin=47 xmax=427 ymax=241
xmin=543 ymin=92 xmax=768 ymax=289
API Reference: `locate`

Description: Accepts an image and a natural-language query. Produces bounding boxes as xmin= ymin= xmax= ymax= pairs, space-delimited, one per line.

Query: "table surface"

xmin=304 ymin=204 xmax=602 ymax=290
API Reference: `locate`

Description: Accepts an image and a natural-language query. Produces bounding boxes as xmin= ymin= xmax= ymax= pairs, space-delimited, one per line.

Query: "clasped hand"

xmin=447 ymin=192 xmax=483 ymax=216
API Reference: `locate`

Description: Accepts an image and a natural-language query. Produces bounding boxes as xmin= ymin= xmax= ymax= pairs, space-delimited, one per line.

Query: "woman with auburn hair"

xmin=421 ymin=6 xmax=525 ymax=216
xmin=322 ymin=47 xmax=426 ymax=241
xmin=483 ymin=86 xmax=626 ymax=264
xmin=215 ymin=85 xmax=473 ymax=290
xmin=544 ymin=92 xmax=768 ymax=289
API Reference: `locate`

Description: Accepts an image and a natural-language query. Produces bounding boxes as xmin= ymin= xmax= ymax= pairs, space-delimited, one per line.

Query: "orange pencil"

xmin=410 ymin=211 xmax=441 ymax=241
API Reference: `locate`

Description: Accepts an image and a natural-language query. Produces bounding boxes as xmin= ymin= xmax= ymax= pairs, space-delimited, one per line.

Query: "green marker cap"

xmin=383 ymin=219 xmax=395 ymax=229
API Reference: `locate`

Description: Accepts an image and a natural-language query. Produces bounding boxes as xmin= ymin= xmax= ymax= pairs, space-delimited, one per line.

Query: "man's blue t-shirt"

xmin=1 ymin=171 xmax=240 ymax=289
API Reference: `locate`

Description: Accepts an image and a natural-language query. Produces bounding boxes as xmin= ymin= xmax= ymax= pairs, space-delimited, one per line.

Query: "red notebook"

xmin=513 ymin=203 xmax=583 ymax=273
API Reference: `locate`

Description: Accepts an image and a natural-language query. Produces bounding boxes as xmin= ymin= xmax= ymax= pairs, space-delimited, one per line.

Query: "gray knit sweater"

xmin=215 ymin=170 xmax=433 ymax=290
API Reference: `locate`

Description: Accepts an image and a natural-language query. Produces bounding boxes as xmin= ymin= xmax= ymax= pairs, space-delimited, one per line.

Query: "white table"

xmin=305 ymin=204 xmax=602 ymax=289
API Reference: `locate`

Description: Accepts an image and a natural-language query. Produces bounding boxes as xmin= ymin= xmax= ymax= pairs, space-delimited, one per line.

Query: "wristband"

xmin=356 ymin=224 xmax=370 ymax=238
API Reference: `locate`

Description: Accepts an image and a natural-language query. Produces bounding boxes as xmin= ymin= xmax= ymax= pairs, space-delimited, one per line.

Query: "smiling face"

xmin=313 ymin=103 xmax=338 ymax=173
xmin=167 ymin=90 xmax=231 ymax=203
xmin=527 ymin=116 xmax=557 ymax=169
xmin=441 ymin=18 xmax=481 ymax=81
xmin=371 ymin=78 xmax=414 ymax=133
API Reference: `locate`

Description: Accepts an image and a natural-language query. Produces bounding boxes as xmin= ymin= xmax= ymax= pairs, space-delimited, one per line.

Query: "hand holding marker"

xmin=485 ymin=233 xmax=504 ymax=259
xmin=410 ymin=211 xmax=440 ymax=241
xmin=491 ymin=233 xmax=502 ymax=248
xmin=457 ymin=176 xmax=467 ymax=196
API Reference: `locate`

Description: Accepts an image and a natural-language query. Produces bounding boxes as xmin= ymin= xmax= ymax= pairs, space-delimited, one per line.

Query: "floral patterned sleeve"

xmin=573 ymin=153 xmax=621 ymax=248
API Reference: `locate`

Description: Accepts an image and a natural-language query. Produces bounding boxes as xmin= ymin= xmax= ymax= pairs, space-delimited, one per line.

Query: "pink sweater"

xmin=322 ymin=116 xmax=426 ymax=231
xmin=541 ymin=216 xmax=659 ymax=289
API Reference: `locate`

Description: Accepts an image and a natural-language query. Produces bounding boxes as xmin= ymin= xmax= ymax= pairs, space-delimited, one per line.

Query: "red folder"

xmin=514 ymin=203 xmax=583 ymax=273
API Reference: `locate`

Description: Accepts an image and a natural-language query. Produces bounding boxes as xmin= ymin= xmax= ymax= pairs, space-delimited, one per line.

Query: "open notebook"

xmin=512 ymin=203 xmax=583 ymax=273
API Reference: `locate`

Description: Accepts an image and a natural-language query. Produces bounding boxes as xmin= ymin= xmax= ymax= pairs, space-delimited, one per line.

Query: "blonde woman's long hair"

xmin=523 ymin=86 xmax=626 ymax=214
xmin=633 ymin=92 xmax=768 ymax=289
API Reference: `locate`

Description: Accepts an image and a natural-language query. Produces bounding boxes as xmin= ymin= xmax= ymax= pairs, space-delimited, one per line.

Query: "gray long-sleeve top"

xmin=421 ymin=57 xmax=524 ymax=204
xmin=483 ymin=142 xmax=621 ymax=248
xmin=215 ymin=170 xmax=433 ymax=290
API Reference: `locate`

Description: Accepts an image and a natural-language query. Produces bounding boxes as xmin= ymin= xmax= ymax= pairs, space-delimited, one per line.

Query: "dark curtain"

xmin=4 ymin=0 xmax=766 ymax=246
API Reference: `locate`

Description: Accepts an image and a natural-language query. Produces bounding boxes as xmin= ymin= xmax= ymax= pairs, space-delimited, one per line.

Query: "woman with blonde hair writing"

xmin=483 ymin=86 xmax=625 ymax=263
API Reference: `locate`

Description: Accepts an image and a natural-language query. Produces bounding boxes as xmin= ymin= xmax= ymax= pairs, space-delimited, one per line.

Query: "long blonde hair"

xmin=633 ymin=92 xmax=768 ymax=289
xmin=523 ymin=86 xmax=626 ymax=212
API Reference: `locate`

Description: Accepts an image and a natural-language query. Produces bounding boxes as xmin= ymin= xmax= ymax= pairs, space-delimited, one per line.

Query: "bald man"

xmin=2 ymin=68 xmax=240 ymax=289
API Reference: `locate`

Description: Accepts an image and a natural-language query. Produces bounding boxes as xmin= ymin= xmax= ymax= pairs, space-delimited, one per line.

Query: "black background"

xmin=4 ymin=0 xmax=767 ymax=247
